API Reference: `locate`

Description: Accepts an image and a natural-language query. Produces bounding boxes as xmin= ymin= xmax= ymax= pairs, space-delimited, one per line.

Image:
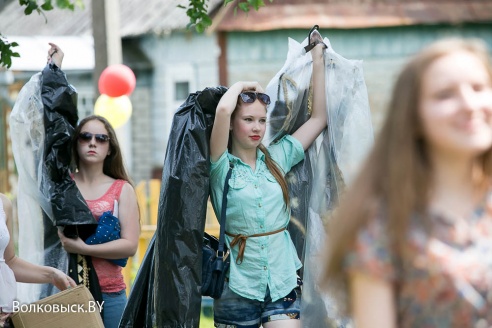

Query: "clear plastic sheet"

xmin=9 ymin=73 xmax=46 ymax=303
xmin=265 ymin=36 xmax=373 ymax=327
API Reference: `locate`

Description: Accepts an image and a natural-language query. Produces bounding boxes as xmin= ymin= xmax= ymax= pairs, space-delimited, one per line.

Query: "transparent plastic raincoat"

xmin=264 ymin=36 xmax=373 ymax=327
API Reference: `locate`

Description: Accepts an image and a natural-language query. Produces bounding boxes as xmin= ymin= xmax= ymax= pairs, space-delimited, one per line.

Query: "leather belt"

xmin=226 ymin=227 xmax=286 ymax=264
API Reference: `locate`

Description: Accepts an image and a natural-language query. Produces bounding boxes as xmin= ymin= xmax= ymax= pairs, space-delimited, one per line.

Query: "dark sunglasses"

xmin=239 ymin=92 xmax=271 ymax=106
xmin=78 ymin=132 xmax=110 ymax=144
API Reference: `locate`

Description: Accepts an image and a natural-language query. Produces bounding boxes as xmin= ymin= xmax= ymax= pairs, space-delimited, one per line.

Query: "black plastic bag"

xmin=41 ymin=64 xmax=96 ymax=236
xmin=151 ymin=86 xmax=227 ymax=327
xmin=39 ymin=64 xmax=98 ymax=298
xmin=119 ymin=234 xmax=156 ymax=328
xmin=120 ymin=87 xmax=226 ymax=327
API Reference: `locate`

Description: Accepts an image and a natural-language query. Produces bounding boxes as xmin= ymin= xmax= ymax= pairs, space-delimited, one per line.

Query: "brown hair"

xmin=72 ymin=115 xmax=134 ymax=186
xmin=230 ymin=102 xmax=290 ymax=208
xmin=321 ymin=38 xmax=492 ymax=311
xmin=258 ymin=144 xmax=290 ymax=208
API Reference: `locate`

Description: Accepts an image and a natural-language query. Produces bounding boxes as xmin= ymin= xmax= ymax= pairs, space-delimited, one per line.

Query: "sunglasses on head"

xmin=239 ymin=92 xmax=271 ymax=106
xmin=78 ymin=132 xmax=110 ymax=144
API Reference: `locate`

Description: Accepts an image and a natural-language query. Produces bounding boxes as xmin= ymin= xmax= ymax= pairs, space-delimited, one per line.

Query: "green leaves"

xmin=180 ymin=0 xmax=212 ymax=33
xmin=0 ymin=35 xmax=20 ymax=69
xmin=40 ymin=2 xmax=54 ymax=10
xmin=19 ymin=0 xmax=39 ymax=15
xmin=238 ymin=2 xmax=249 ymax=12
xmin=181 ymin=0 xmax=273 ymax=33
xmin=18 ymin=0 xmax=81 ymax=16
xmin=241 ymin=0 xmax=266 ymax=12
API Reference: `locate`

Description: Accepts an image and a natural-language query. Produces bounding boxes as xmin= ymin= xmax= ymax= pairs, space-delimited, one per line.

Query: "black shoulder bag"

xmin=202 ymin=162 xmax=233 ymax=299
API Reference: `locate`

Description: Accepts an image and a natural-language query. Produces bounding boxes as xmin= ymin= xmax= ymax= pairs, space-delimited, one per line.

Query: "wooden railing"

xmin=122 ymin=179 xmax=220 ymax=292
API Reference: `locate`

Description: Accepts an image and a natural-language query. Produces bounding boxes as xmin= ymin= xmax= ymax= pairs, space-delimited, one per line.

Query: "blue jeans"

xmin=102 ymin=290 xmax=127 ymax=328
xmin=214 ymin=281 xmax=301 ymax=328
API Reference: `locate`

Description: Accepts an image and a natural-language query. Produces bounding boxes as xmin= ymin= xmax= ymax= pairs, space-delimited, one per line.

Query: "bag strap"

xmin=217 ymin=161 xmax=234 ymax=257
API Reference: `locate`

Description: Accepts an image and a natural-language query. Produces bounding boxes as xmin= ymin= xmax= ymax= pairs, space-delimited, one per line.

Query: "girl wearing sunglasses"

xmin=209 ymin=39 xmax=327 ymax=327
xmin=48 ymin=44 xmax=140 ymax=328
xmin=60 ymin=114 xmax=140 ymax=328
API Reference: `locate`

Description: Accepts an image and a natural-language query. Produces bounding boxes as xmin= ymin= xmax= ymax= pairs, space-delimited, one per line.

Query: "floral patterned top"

xmin=345 ymin=194 xmax=492 ymax=327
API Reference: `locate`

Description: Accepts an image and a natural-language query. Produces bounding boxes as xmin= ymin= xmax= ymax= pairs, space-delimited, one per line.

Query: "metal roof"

xmin=210 ymin=0 xmax=492 ymax=31
xmin=0 ymin=0 xmax=92 ymax=36
xmin=0 ymin=0 xmax=223 ymax=37
xmin=2 ymin=0 xmax=491 ymax=38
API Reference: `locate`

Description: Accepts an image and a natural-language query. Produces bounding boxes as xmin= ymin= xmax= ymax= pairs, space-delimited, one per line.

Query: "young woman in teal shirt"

xmin=209 ymin=39 xmax=327 ymax=328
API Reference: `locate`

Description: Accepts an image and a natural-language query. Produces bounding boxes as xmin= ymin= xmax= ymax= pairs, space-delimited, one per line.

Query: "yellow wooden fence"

xmin=122 ymin=180 xmax=220 ymax=292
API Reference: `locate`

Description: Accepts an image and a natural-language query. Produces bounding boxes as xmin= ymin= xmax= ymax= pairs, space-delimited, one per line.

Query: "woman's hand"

xmin=228 ymin=81 xmax=265 ymax=96
xmin=236 ymin=81 xmax=264 ymax=94
xmin=216 ymin=81 xmax=264 ymax=115
xmin=50 ymin=268 xmax=77 ymax=291
xmin=311 ymin=42 xmax=326 ymax=64
xmin=47 ymin=42 xmax=64 ymax=68
xmin=291 ymin=40 xmax=327 ymax=150
xmin=57 ymin=229 xmax=88 ymax=255
xmin=0 ymin=312 xmax=11 ymax=326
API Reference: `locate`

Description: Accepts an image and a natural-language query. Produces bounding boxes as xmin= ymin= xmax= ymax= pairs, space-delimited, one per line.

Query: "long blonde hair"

xmin=321 ymin=38 xmax=492 ymax=310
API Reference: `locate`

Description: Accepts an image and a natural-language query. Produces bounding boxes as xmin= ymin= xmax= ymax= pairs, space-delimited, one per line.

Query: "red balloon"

xmin=98 ymin=64 xmax=136 ymax=97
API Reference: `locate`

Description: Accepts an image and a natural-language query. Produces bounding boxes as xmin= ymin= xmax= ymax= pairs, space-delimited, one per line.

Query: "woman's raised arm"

xmin=292 ymin=42 xmax=328 ymax=150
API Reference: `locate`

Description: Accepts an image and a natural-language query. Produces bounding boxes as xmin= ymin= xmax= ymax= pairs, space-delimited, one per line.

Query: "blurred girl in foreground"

xmin=323 ymin=38 xmax=492 ymax=327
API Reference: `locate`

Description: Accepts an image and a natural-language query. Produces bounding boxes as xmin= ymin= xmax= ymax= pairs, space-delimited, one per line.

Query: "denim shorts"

xmin=213 ymin=281 xmax=301 ymax=328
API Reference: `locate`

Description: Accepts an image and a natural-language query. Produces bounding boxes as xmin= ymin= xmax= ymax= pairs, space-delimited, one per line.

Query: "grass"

xmin=200 ymin=297 xmax=214 ymax=327
xmin=199 ymin=311 xmax=214 ymax=328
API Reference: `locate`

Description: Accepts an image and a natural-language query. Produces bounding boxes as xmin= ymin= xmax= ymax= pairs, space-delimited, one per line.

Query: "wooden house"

xmin=1 ymin=0 xmax=492 ymax=188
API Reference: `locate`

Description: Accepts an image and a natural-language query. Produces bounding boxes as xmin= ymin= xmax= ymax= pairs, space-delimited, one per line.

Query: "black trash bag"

xmin=119 ymin=234 xmax=156 ymax=328
xmin=154 ymin=86 xmax=227 ymax=327
xmin=41 ymin=63 xmax=96 ymax=237
xmin=40 ymin=64 xmax=98 ymax=298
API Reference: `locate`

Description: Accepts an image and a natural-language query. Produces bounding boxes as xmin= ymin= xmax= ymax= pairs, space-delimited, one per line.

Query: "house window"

xmin=175 ymin=82 xmax=189 ymax=101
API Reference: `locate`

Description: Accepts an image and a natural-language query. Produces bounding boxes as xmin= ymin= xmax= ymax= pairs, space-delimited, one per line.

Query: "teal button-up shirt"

xmin=210 ymin=135 xmax=305 ymax=302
